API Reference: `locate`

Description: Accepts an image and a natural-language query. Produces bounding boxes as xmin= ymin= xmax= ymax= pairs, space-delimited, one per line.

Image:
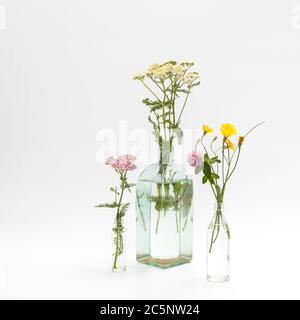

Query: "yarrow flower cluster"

xmin=105 ymin=155 xmax=137 ymax=172
xmin=133 ymin=60 xmax=199 ymax=88
xmin=133 ymin=60 xmax=201 ymax=169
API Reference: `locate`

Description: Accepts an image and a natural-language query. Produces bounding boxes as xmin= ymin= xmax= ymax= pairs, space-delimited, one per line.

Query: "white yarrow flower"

xmin=133 ymin=73 xmax=145 ymax=80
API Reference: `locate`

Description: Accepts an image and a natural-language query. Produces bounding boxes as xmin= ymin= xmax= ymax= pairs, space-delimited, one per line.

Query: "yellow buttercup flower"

xmin=202 ymin=125 xmax=214 ymax=134
xmin=220 ymin=123 xmax=237 ymax=138
xmin=226 ymin=139 xmax=236 ymax=150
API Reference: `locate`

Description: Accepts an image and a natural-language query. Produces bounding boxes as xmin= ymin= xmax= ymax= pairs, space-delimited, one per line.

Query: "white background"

xmin=0 ymin=0 xmax=300 ymax=299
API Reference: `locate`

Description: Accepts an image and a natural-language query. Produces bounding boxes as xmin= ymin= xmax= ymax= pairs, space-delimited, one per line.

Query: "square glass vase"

xmin=136 ymin=161 xmax=193 ymax=269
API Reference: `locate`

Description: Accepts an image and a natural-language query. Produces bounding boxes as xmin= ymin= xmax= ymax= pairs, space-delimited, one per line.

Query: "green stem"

xmin=212 ymin=214 xmax=221 ymax=245
xmin=209 ymin=203 xmax=223 ymax=253
xmin=155 ymin=183 xmax=162 ymax=234
xmin=155 ymin=210 xmax=161 ymax=234
xmin=161 ymin=82 xmax=167 ymax=142
xmin=220 ymin=122 xmax=264 ymax=196
xmin=209 ymin=220 xmax=216 ymax=253
xmin=152 ymin=80 xmax=165 ymax=94
xmin=227 ymin=146 xmax=242 ymax=181
xmin=113 ymin=171 xmax=127 ymax=270
xmin=141 ymin=81 xmax=161 ymax=102
xmin=113 ymin=232 xmax=120 ymax=269
xmin=222 ymin=139 xmax=225 ymax=185
xmin=175 ymin=210 xmax=179 ymax=233
xmin=210 ymin=138 xmax=219 ymax=175
xmin=176 ymin=92 xmax=190 ymax=126
xmin=244 ymin=122 xmax=265 ymax=138
xmin=136 ymin=192 xmax=147 ymax=232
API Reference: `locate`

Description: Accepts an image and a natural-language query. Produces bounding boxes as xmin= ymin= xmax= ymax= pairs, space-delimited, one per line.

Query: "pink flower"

xmin=127 ymin=163 xmax=137 ymax=171
xmin=187 ymin=151 xmax=203 ymax=168
xmin=104 ymin=156 xmax=114 ymax=165
xmin=125 ymin=155 xmax=136 ymax=162
xmin=105 ymin=154 xmax=137 ymax=172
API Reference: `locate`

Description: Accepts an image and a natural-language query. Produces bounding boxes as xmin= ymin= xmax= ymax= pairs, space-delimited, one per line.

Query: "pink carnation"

xmin=105 ymin=154 xmax=137 ymax=172
xmin=187 ymin=150 xmax=203 ymax=168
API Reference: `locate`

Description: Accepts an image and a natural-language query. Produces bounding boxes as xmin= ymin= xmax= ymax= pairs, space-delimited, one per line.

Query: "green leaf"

xmin=95 ymin=201 xmax=119 ymax=208
xmin=124 ymin=182 xmax=136 ymax=193
xmin=150 ymin=105 xmax=162 ymax=112
xmin=142 ymin=98 xmax=160 ymax=107
xmin=174 ymin=127 xmax=183 ymax=145
xmin=210 ymin=156 xmax=218 ymax=163
xmin=152 ymin=128 xmax=160 ymax=142
xmin=119 ymin=203 xmax=130 ymax=218
xmin=209 ymin=177 xmax=215 ymax=185
xmin=190 ymin=81 xmax=200 ymax=87
xmin=202 ymin=176 xmax=208 ymax=184
xmin=109 ymin=187 xmax=119 ymax=194
xmin=211 ymin=173 xmax=220 ymax=179
xmin=172 ymin=181 xmax=182 ymax=194
xmin=148 ymin=115 xmax=157 ymax=128
xmin=203 ymin=162 xmax=211 ymax=178
xmin=177 ymin=89 xmax=191 ymax=94
xmin=142 ymin=98 xmax=150 ymax=105
xmin=205 ymin=155 xmax=221 ymax=165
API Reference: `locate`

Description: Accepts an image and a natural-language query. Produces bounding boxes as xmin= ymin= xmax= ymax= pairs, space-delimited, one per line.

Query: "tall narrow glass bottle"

xmin=207 ymin=202 xmax=230 ymax=282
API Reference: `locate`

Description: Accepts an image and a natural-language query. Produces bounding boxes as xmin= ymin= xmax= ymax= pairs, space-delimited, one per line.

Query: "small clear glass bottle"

xmin=112 ymin=218 xmax=126 ymax=272
xmin=207 ymin=202 xmax=230 ymax=282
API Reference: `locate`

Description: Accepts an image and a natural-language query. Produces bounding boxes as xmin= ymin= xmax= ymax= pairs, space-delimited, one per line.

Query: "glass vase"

xmin=207 ymin=202 xmax=230 ymax=282
xmin=136 ymin=140 xmax=193 ymax=268
xmin=112 ymin=218 xmax=126 ymax=272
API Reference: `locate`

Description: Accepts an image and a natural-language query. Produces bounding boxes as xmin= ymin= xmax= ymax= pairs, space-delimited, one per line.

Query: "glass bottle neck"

xmin=157 ymin=139 xmax=174 ymax=165
xmin=215 ymin=202 xmax=224 ymax=215
xmin=209 ymin=202 xmax=226 ymax=227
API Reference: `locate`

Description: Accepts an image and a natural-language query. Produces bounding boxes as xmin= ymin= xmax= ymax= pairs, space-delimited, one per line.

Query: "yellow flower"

xmin=226 ymin=139 xmax=235 ymax=150
xmin=220 ymin=123 xmax=237 ymax=138
xmin=202 ymin=125 xmax=214 ymax=134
